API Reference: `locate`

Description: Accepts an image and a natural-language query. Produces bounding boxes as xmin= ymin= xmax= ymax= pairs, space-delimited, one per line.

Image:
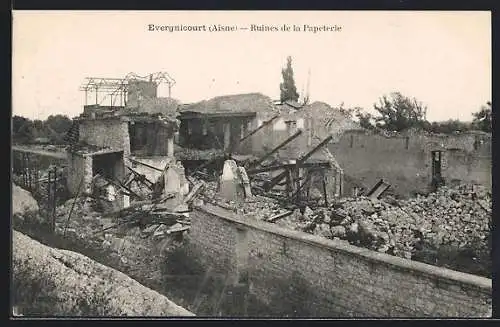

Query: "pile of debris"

xmin=51 ymin=192 xmax=192 ymax=270
xmin=270 ymin=184 xmax=491 ymax=262
xmin=174 ymin=147 xmax=226 ymax=161
xmin=200 ymin=181 xmax=290 ymax=221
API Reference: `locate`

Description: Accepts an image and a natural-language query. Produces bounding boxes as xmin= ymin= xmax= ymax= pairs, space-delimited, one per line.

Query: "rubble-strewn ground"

xmin=11 ymin=184 xmax=242 ymax=316
xmin=260 ymin=185 xmax=491 ymax=277
xmin=199 ymin=180 xmax=491 ymax=277
xmin=202 ymin=181 xmax=288 ymax=217
xmin=12 ymin=173 xmax=492 ymax=316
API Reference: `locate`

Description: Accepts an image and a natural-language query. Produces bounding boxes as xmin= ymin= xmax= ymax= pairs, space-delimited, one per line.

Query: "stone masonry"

xmin=188 ymin=203 xmax=492 ymax=318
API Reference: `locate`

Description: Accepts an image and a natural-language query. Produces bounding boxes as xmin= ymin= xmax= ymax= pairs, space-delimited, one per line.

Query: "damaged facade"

xmin=176 ymin=93 xmax=347 ymax=204
xmin=66 ymin=75 xmax=183 ymax=212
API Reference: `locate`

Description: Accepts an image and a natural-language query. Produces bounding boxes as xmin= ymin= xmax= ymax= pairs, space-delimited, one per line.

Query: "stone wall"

xmin=328 ymin=131 xmax=491 ymax=197
xmin=78 ymin=117 xmax=131 ymax=159
xmin=126 ymin=80 xmax=158 ymax=109
xmin=129 ymin=121 xmax=175 ymax=156
xmin=188 ymin=204 xmax=492 ymax=317
xmin=66 ymin=152 xmax=92 ymax=196
xmin=244 ymin=115 xmax=491 ymax=197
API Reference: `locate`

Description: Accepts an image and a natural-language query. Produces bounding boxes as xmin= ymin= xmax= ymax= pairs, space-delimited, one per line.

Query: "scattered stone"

xmin=302 ymin=206 xmax=314 ymax=219
xmin=331 ymin=225 xmax=346 ymax=238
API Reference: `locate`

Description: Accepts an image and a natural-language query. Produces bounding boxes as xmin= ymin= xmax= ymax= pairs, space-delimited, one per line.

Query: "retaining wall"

xmin=188 ymin=204 xmax=492 ymax=317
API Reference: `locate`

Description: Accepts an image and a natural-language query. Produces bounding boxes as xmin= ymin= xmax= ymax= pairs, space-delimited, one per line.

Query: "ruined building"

xmin=65 ymin=73 xmax=182 ymax=209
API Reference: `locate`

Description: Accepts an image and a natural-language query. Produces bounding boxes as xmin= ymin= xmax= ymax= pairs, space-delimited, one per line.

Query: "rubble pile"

xmin=200 ymin=181 xmax=288 ymax=220
xmin=271 ymin=184 xmax=491 ymax=264
xmin=174 ymin=147 xmax=225 ymax=161
xmin=52 ymin=195 xmax=190 ymax=269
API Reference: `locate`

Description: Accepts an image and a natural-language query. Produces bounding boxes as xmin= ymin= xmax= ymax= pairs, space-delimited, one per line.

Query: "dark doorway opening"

xmin=431 ymin=150 xmax=445 ymax=191
xmin=92 ymin=151 xmax=124 ymax=181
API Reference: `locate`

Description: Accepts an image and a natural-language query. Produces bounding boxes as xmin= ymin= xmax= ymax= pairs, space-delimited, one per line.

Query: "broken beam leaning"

xmin=236 ymin=114 xmax=280 ymax=144
xmin=366 ymin=179 xmax=391 ymax=199
xmin=246 ymin=129 xmax=302 ymax=169
xmin=264 ymin=135 xmax=334 ymax=191
xmin=128 ymin=158 xmax=164 ymax=172
xmin=189 ymin=114 xmax=281 ymax=176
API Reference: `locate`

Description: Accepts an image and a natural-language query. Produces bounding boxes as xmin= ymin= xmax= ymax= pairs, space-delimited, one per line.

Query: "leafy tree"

xmin=336 ymin=102 xmax=355 ymax=119
xmin=280 ymin=56 xmax=300 ymax=103
xmin=12 ymin=115 xmax=34 ymax=143
xmin=425 ymin=120 xmax=471 ymax=134
xmin=31 ymin=119 xmax=47 ymax=139
xmin=471 ymin=102 xmax=492 ymax=133
xmin=355 ymin=109 xmax=376 ymax=130
xmin=373 ymin=92 xmax=428 ymax=132
xmin=45 ymin=114 xmax=72 ymax=135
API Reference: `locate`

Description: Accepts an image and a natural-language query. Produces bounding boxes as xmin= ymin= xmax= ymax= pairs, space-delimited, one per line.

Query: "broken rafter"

xmin=104 ymin=175 xmax=144 ymax=200
xmin=128 ymin=158 xmax=164 ymax=172
xmin=246 ymin=130 xmax=303 ymax=169
xmin=183 ymin=181 xmax=206 ymax=204
xmin=264 ymin=135 xmax=334 ymax=191
xmin=188 ymin=114 xmax=280 ymax=177
xmin=126 ymin=166 xmax=155 ymax=190
xmin=237 ymin=114 xmax=279 ymax=144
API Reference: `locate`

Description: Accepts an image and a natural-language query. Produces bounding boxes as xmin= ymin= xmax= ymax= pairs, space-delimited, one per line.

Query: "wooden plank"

xmin=266 ymin=210 xmax=293 ymax=222
xmin=166 ymin=226 xmax=190 ymax=234
xmin=367 ymin=179 xmax=391 ymax=199
xmin=183 ymin=181 xmax=206 ymax=204
xmin=128 ymin=158 xmax=164 ymax=172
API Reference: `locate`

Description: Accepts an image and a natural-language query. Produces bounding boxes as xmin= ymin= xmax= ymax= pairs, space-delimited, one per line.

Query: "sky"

xmin=12 ymin=11 xmax=491 ymax=122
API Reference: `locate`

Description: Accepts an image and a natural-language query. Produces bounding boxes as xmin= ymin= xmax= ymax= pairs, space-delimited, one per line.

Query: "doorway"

xmin=431 ymin=150 xmax=445 ymax=191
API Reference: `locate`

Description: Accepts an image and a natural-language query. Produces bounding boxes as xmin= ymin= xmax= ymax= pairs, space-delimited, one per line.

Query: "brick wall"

xmin=188 ymin=204 xmax=492 ymax=317
xmin=79 ymin=118 xmax=131 ymax=159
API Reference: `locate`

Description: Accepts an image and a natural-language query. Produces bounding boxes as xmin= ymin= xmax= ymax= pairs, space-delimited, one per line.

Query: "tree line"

xmin=12 ymin=114 xmax=73 ymax=144
xmin=343 ymin=93 xmax=491 ymax=134
xmin=280 ymin=56 xmax=492 ymax=134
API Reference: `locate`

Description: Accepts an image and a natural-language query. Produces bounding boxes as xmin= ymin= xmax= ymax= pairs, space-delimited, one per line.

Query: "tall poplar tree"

xmin=280 ymin=56 xmax=300 ymax=103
